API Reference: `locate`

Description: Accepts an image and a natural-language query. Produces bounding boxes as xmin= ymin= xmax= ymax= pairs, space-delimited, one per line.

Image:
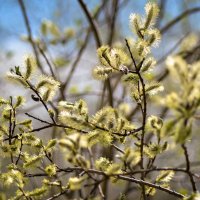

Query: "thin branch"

xmin=156 ymin=0 xmax=167 ymax=28
xmin=125 ymin=39 xmax=147 ymax=200
xmin=157 ymin=32 xmax=190 ymax=65
xmin=118 ymin=175 xmax=184 ymax=199
xmin=161 ymin=7 xmax=200 ymax=34
xmin=125 ymin=39 xmax=137 ymax=70
xmin=8 ymin=97 xmax=14 ymax=163
xmin=78 ymin=0 xmax=102 ymax=47
xmin=25 ymin=79 xmax=56 ymax=124
xmin=37 ymin=45 xmax=56 ymax=79
xmin=127 ymin=167 xmax=187 ymax=175
xmin=62 ymin=0 xmax=107 ymax=97
xmin=111 ymin=144 xmax=125 ymax=154
xmin=46 ymin=190 xmax=68 ymax=200
xmin=108 ymin=0 xmax=119 ymax=45
xmin=77 ymin=0 xmax=114 ymax=108
xmin=25 ymin=167 xmax=185 ymax=199
xmin=18 ymin=0 xmax=44 ymax=73
xmin=31 ymin=124 xmax=53 ymax=132
xmin=25 ymin=112 xmax=51 ymax=124
xmin=63 ymin=31 xmax=90 ymax=92
xmin=15 ymin=138 xmax=23 ymax=165
xmin=106 ymin=78 xmax=114 ymax=107
xmin=182 ymin=143 xmax=197 ymax=192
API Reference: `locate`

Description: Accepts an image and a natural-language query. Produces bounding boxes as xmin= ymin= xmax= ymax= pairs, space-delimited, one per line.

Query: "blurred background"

xmin=1 ymin=0 xmax=200 ymax=199
xmin=1 ymin=0 xmax=200 ymax=101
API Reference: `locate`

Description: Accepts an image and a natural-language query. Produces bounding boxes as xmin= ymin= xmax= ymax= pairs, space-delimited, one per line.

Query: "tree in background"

xmin=0 ymin=0 xmax=200 ymax=199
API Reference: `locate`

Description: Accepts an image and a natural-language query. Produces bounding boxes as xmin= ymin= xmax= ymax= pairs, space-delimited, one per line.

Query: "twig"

xmin=37 ymin=45 xmax=56 ymax=79
xmin=25 ymin=112 xmax=51 ymax=124
xmin=62 ymin=0 xmax=107 ymax=96
xmin=25 ymin=167 xmax=185 ymax=199
xmin=118 ymin=175 xmax=184 ymax=199
xmin=25 ymin=79 xmax=56 ymax=124
xmin=161 ymin=7 xmax=200 ymax=34
xmin=125 ymin=39 xmax=137 ymax=70
xmin=8 ymin=97 xmax=14 ymax=163
xmin=125 ymin=39 xmax=147 ymax=200
xmin=46 ymin=190 xmax=68 ymax=200
xmin=111 ymin=144 xmax=125 ymax=154
xmin=78 ymin=0 xmax=102 ymax=47
xmin=108 ymin=0 xmax=119 ymax=45
xmin=78 ymin=0 xmax=115 ymax=109
xmin=18 ymin=0 xmax=44 ymax=74
xmin=15 ymin=138 xmax=23 ymax=165
xmin=157 ymin=32 xmax=190 ymax=65
xmin=182 ymin=143 xmax=197 ymax=192
xmin=156 ymin=0 xmax=167 ymax=28
xmin=31 ymin=125 xmax=53 ymax=132
xmin=63 ymin=31 xmax=90 ymax=92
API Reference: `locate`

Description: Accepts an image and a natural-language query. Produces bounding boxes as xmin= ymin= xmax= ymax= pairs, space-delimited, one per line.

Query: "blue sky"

xmin=0 ymin=0 xmax=200 ymax=99
xmin=0 ymin=0 xmax=200 ymax=51
xmin=1 ymin=0 xmax=198 ymax=42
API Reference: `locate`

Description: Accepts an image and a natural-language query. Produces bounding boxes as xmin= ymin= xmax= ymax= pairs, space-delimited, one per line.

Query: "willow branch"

xmin=63 ymin=31 xmax=90 ymax=93
xmin=108 ymin=0 xmax=119 ymax=45
xmin=161 ymin=7 xmax=200 ymax=34
xmin=182 ymin=143 xmax=197 ymax=192
xmin=118 ymin=175 xmax=184 ymax=199
xmin=78 ymin=0 xmax=102 ymax=47
xmin=25 ymin=167 xmax=185 ymax=199
xmin=37 ymin=45 xmax=56 ymax=79
xmin=125 ymin=39 xmax=147 ymax=200
xmin=18 ymin=0 xmax=44 ymax=73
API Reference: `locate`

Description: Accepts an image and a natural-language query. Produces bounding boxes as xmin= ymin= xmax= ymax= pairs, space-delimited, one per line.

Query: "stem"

xmin=78 ymin=0 xmax=102 ymax=48
xmin=18 ymin=0 xmax=44 ymax=73
xmin=125 ymin=39 xmax=147 ymax=200
xmin=8 ymin=97 xmax=14 ymax=163
xmin=25 ymin=79 xmax=56 ymax=124
xmin=182 ymin=143 xmax=197 ymax=192
xmin=161 ymin=7 xmax=200 ymax=34
xmin=108 ymin=0 xmax=119 ymax=45
xmin=25 ymin=167 xmax=185 ymax=199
